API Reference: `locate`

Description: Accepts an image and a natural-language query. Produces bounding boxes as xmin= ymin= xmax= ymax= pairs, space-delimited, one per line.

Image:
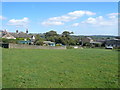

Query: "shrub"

xmin=56 ymin=44 xmax=62 ymax=46
xmin=66 ymin=46 xmax=74 ymax=49
xmin=16 ymin=38 xmax=25 ymax=40
xmin=2 ymin=38 xmax=18 ymax=44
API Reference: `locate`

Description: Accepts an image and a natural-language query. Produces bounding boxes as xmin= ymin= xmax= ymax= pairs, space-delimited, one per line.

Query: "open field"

xmin=2 ymin=48 xmax=119 ymax=88
xmin=0 ymin=48 xmax=2 ymax=89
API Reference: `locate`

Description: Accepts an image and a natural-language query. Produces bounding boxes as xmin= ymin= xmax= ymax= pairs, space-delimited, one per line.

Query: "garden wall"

xmin=9 ymin=43 xmax=66 ymax=49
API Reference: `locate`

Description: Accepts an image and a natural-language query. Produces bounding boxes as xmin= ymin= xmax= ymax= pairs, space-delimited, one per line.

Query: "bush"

xmin=66 ymin=46 xmax=74 ymax=49
xmin=16 ymin=38 xmax=25 ymax=40
xmin=2 ymin=38 xmax=18 ymax=44
xmin=34 ymin=40 xmax=43 ymax=45
xmin=56 ymin=44 xmax=62 ymax=46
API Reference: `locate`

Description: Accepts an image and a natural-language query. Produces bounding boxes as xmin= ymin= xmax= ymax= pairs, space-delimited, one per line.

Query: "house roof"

xmin=90 ymin=41 xmax=102 ymax=44
xmin=43 ymin=41 xmax=55 ymax=44
xmin=9 ymin=32 xmax=32 ymax=38
xmin=86 ymin=37 xmax=93 ymax=40
xmin=2 ymin=33 xmax=16 ymax=39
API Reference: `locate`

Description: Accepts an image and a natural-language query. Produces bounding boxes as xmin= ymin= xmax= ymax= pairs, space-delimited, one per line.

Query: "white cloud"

xmin=107 ymin=13 xmax=118 ymax=19
xmin=41 ymin=10 xmax=95 ymax=26
xmin=41 ymin=21 xmax=64 ymax=26
xmin=8 ymin=17 xmax=29 ymax=28
xmin=72 ymin=23 xmax=80 ymax=27
xmin=0 ymin=16 xmax=6 ymax=20
xmin=72 ymin=15 xmax=117 ymax=27
xmin=48 ymin=16 xmax=78 ymax=22
xmin=68 ymin=10 xmax=96 ymax=16
xmin=82 ymin=16 xmax=104 ymax=25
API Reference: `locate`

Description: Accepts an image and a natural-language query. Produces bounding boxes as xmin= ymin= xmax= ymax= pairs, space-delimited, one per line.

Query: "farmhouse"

xmin=9 ymin=30 xmax=32 ymax=38
xmin=81 ymin=37 xmax=94 ymax=46
xmin=2 ymin=32 xmax=16 ymax=39
xmin=90 ymin=41 xmax=102 ymax=47
xmin=1 ymin=29 xmax=36 ymax=44
xmin=1 ymin=29 xmax=34 ymax=39
xmin=1 ymin=30 xmax=56 ymax=47
xmin=105 ymin=39 xmax=120 ymax=48
xmin=81 ymin=37 xmax=93 ymax=43
xmin=0 ymin=30 xmax=8 ymax=37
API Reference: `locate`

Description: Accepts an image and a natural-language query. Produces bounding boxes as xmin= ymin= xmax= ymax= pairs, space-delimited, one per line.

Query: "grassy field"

xmin=2 ymin=48 xmax=119 ymax=88
xmin=0 ymin=48 xmax=2 ymax=89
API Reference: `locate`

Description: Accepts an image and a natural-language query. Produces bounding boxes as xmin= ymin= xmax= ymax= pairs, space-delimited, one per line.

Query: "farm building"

xmin=90 ymin=41 xmax=103 ymax=47
xmin=43 ymin=41 xmax=55 ymax=46
xmin=1 ymin=29 xmax=37 ymax=45
xmin=1 ymin=29 xmax=34 ymax=39
xmin=2 ymin=32 xmax=16 ymax=39
xmin=81 ymin=37 xmax=94 ymax=44
xmin=105 ymin=39 xmax=120 ymax=48
xmin=9 ymin=30 xmax=32 ymax=38
xmin=0 ymin=30 xmax=8 ymax=37
xmin=0 ymin=30 xmax=2 ymax=37
xmin=17 ymin=36 xmax=35 ymax=44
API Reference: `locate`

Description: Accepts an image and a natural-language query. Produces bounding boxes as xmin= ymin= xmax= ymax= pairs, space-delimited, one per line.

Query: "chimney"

xmin=26 ymin=29 xmax=28 ymax=34
xmin=4 ymin=29 xmax=7 ymax=34
xmin=16 ymin=30 xmax=18 ymax=34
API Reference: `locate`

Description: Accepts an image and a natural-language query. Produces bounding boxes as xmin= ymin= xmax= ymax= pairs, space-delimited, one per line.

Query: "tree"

xmin=106 ymin=37 xmax=110 ymax=39
xmin=115 ymin=36 xmax=120 ymax=39
xmin=35 ymin=39 xmax=43 ymax=45
xmin=45 ymin=30 xmax=58 ymax=38
xmin=34 ymin=34 xmax=44 ymax=45
xmin=62 ymin=31 xmax=73 ymax=37
xmin=44 ymin=30 xmax=58 ymax=43
xmin=61 ymin=31 xmax=75 ymax=45
xmin=46 ymin=36 xmax=56 ymax=42
xmin=35 ymin=34 xmax=41 ymax=40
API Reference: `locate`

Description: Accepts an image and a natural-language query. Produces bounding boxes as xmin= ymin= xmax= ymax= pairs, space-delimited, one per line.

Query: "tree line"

xmin=1 ymin=30 xmax=118 ymax=47
xmin=34 ymin=30 xmax=80 ymax=46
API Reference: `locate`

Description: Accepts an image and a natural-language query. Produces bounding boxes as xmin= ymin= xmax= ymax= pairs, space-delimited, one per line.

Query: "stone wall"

xmin=9 ymin=43 xmax=66 ymax=49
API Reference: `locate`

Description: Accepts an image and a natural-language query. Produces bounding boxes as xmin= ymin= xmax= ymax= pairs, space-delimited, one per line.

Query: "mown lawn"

xmin=2 ymin=48 xmax=119 ymax=88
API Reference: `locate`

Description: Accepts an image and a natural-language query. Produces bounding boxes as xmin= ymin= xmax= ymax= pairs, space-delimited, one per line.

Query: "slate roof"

xmin=86 ymin=37 xmax=93 ymax=40
xmin=2 ymin=33 xmax=16 ymax=39
xmin=9 ymin=32 xmax=32 ymax=38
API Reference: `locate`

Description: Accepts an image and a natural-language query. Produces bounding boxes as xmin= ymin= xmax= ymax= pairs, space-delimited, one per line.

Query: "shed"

xmin=43 ymin=41 xmax=55 ymax=46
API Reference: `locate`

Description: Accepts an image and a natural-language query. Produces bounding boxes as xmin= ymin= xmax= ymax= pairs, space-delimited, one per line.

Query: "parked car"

xmin=105 ymin=45 xmax=113 ymax=49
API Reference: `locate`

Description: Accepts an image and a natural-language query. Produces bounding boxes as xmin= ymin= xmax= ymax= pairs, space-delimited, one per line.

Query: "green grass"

xmin=0 ymin=48 xmax=2 ymax=89
xmin=2 ymin=48 xmax=119 ymax=88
